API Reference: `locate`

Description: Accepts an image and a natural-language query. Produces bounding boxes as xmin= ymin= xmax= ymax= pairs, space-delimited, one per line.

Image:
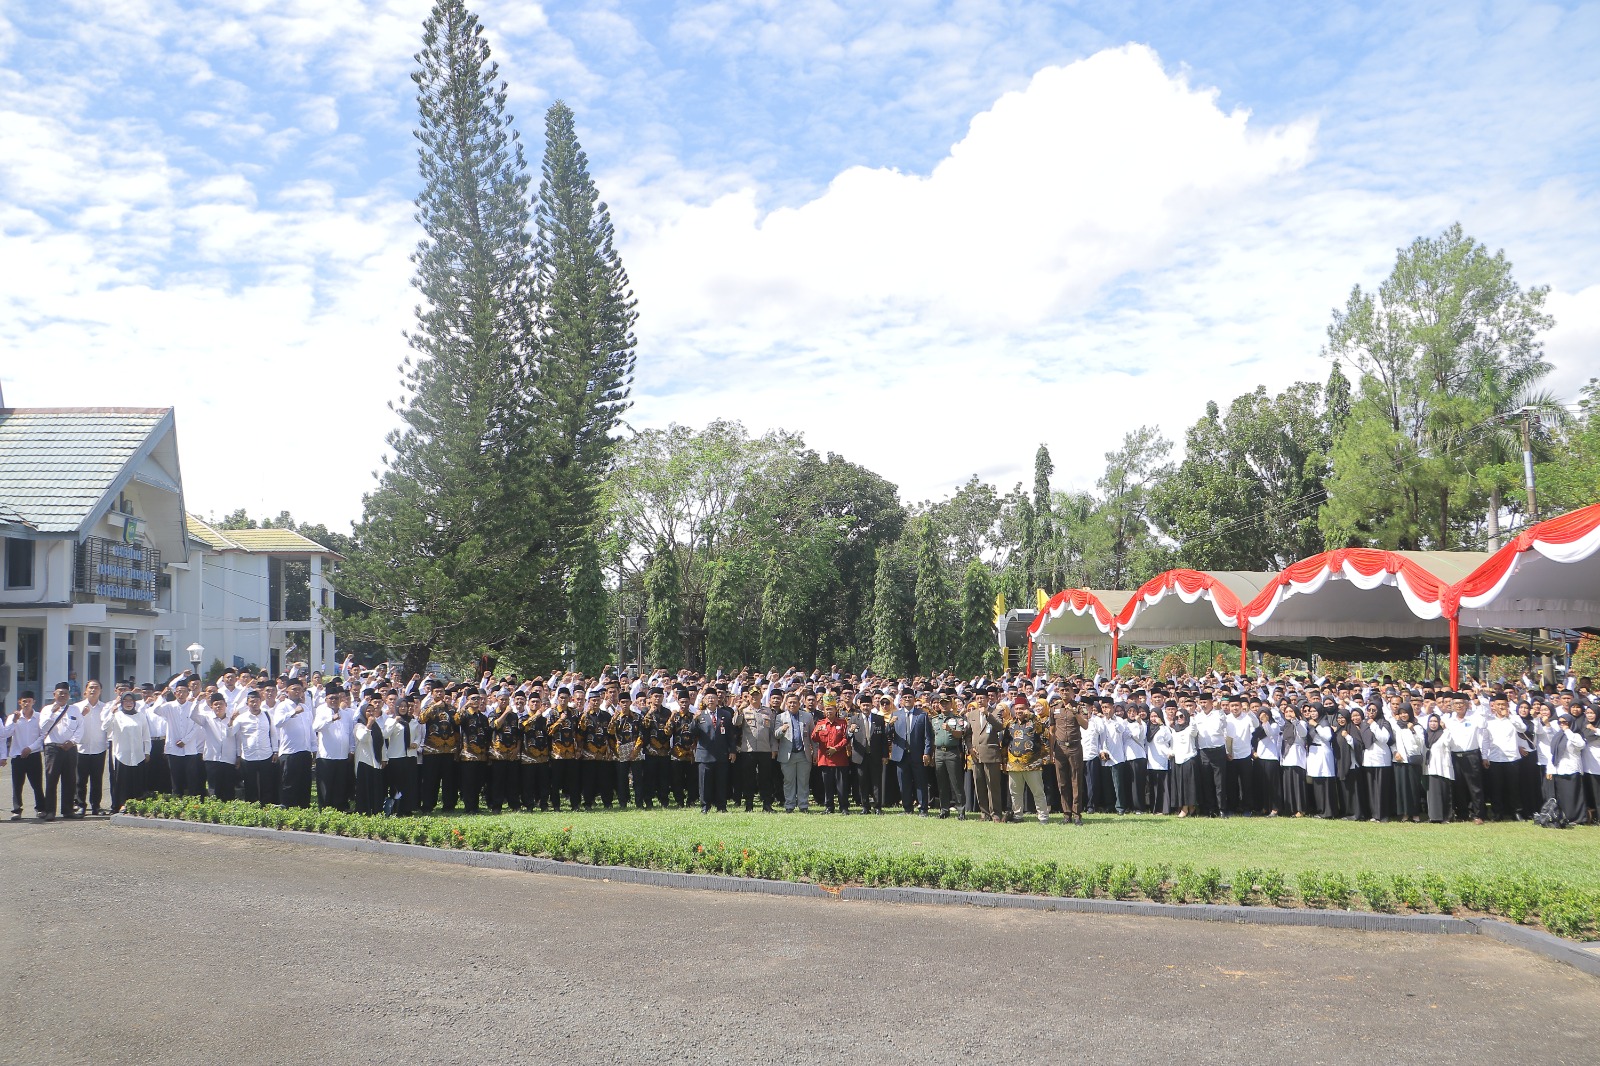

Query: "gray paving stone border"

xmin=111 ymin=815 xmax=1599 ymax=978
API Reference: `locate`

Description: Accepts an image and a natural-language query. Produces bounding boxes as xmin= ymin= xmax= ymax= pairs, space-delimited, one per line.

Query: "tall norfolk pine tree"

xmin=336 ymin=0 xmax=551 ymax=676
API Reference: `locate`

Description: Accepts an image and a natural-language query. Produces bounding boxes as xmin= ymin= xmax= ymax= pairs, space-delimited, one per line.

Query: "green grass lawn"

xmin=430 ymin=806 xmax=1600 ymax=889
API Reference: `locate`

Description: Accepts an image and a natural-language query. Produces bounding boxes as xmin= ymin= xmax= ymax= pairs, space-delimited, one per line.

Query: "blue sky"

xmin=1 ymin=0 xmax=1596 ymax=527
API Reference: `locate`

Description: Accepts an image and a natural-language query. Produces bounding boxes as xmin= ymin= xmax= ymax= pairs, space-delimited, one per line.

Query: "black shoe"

xmin=8 ymin=813 xmax=19 ymax=821
xmin=40 ymin=813 xmax=55 ymax=821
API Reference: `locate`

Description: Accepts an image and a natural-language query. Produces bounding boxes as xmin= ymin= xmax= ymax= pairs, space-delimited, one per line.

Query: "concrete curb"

xmin=112 ymin=815 xmax=1596 ymax=977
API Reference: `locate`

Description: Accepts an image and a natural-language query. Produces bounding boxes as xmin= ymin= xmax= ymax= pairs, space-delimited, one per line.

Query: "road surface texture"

xmin=2 ymin=816 xmax=1597 ymax=1065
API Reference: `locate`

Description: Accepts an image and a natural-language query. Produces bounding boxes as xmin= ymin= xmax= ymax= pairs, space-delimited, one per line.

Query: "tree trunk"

xmin=400 ymin=642 xmax=433 ymax=683
xmin=1439 ymin=491 xmax=1449 ymax=550
xmin=1487 ymin=484 xmax=1501 ymax=550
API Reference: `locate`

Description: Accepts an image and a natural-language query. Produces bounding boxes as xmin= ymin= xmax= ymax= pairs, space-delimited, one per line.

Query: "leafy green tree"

xmin=643 ymin=547 xmax=683 ymax=671
xmin=1150 ymin=382 xmax=1331 ymax=570
xmin=911 ymin=516 xmax=956 ymax=672
xmin=1320 ymin=223 xmax=1554 ymax=550
xmin=1092 ymin=426 xmax=1173 ymax=588
xmin=869 ymin=542 xmax=914 ymax=677
xmin=533 ymin=100 xmax=637 ymax=547
xmin=1538 ymin=378 xmax=1600 ymax=515
xmin=702 ymin=552 xmax=758 ymax=673
xmin=335 ymin=0 xmax=546 ymax=677
xmin=957 ymin=558 xmax=998 ymax=677
xmin=565 ymin=534 xmax=609 ymax=675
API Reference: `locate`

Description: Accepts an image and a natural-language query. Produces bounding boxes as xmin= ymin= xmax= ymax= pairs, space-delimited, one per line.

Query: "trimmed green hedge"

xmin=121 ymin=796 xmax=1600 ymax=940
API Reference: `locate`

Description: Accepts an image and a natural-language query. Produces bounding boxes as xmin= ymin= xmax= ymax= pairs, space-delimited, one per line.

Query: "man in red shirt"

xmin=811 ymin=697 xmax=853 ymax=814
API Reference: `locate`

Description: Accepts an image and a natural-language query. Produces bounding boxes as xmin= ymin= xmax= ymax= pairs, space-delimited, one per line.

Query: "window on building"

xmin=4 ymin=538 xmax=34 ymax=589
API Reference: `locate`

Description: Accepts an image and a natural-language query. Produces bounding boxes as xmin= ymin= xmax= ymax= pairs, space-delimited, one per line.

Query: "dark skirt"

xmin=1170 ymin=759 xmax=1199 ymax=808
xmin=1309 ymin=775 xmax=1338 ymax=818
xmin=1254 ymin=758 xmax=1280 ymax=812
xmin=1148 ymin=767 xmax=1171 ymax=814
xmin=1393 ymin=762 xmax=1422 ymax=819
xmin=1553 ymin=774 xmax=1587 ymax=825
xmin=1279 ymin=764 xmax=1306 ymax=815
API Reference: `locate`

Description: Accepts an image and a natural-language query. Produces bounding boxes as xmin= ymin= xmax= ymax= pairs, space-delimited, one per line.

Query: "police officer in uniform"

xmin=1050 ymin=695 xmax=1089 ymax=826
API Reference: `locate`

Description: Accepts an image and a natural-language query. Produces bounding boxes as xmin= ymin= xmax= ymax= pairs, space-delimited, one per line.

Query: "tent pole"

xmin=1239 ymin=624 xmax=1248 ymax=676
xmin=1448 ymin=613 xmax=1460 ymax=691
xmin=1111 ymin=630 xmax=1119 ymax=678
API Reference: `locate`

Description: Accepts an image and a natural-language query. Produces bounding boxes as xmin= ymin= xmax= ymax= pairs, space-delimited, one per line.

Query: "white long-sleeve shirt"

xmin=38 ymin=702 xmax=84 ymax=746
xmin=231 ymin=709 xmax=277 ymax=761
xmin=313 ymin=705 xmax=354 ymax=760
xmin=74 ymin=699 xmax=111 ymax=755
xmin=1193 ymin=708 xmax=1226 ymax=749
xmin=6 ymin=712 xmax=42 ymax=757
xmin=105 ymin=709 xmax=152 ymax=766
xmin=189 ymin=708 xmax=241 ymax=763
xmin=1542 ymin=721 xmax=1587 ymax=776
xmin=1223 ymin=713 xmax=1255 ymax=760
xmin=271 ymin=700 xmax=316 ymax=756
xmin=1482 ymin=715 xmax=1527 ymax=763
xmin=155 ymin=698 xmax=204 ymax=756
xmin=1361 ymin=719 xmax=1394 ymax=768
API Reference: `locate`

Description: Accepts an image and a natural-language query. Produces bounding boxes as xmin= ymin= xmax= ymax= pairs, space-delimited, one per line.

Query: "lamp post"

xmin=187 ymin=641 xmax=205 ymax=681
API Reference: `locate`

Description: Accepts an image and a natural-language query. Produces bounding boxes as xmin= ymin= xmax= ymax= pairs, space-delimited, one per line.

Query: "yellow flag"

xmin=992 ymin=591 xmax=1006 ymax=625
xmin=1035 ymin=588 xmax=1047 ymax=612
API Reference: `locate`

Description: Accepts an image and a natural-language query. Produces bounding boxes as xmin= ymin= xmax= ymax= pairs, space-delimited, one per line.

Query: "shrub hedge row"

xmin=121 ymin=797 xmax=1600 ymax=941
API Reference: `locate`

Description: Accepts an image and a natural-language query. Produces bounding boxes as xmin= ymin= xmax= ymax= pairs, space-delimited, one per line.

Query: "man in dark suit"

xmin=888 ymin=692 xmax=934 ymax=816
xmin=692 ymin=687 xmax=737 ymax=812
xmin=849 ymin=693 xmax=889 ymax=813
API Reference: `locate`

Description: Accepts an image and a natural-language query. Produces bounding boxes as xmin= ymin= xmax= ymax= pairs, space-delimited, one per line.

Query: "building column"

xmin=44 ymin=614 xmax=69 ymax=691
xmin=135 ymin=628 xmax=155 ymax=687
xmin=101 ymin=626 xmax=117 ymax=686
xmin=308 ymin=556 xmax=326 ymax=672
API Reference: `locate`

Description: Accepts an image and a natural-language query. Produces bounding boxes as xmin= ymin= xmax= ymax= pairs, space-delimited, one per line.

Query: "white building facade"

xmin=0 ymin=407 xmax=338 ymax=700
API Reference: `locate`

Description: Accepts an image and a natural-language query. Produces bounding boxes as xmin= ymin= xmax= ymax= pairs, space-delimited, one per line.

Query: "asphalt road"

xmin=1 ymin=815 xmax=1597 ymax=1065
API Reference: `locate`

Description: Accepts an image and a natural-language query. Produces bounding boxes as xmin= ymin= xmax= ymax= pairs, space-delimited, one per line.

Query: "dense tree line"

xmin=321 ymin=4 xmax=1596 ymax=679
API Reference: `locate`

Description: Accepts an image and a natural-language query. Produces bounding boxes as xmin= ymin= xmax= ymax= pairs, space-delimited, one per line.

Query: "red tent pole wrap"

xmin=1448 ymin=612 xmax=1460 ymax=690
xmin=1239 ymin=622 xmax=1248 ymax=674
xmin=1111 ymin=630 xmax=1119 ymax=678
xmin=1025 ymin=637 xmax=1034 ymax=678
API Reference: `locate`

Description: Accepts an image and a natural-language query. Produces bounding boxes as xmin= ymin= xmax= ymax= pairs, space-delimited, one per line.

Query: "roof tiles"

xmin=0 ymin=408 xmax=169 ymax=534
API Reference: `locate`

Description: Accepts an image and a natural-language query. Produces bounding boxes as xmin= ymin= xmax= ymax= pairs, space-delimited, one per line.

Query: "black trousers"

xmin=819 ymin=765 xmax=848 ymax=812
xmin=1451 ymin=753 xmax=1485 ymax=820
xmin=1197 ymin=747 xmax=1227 ymax=814
xmin=854 ymin=757 xmax=884 ymax=812
xmin=488 ymin=760 xmax=518 ymax=813
xmin=75 ymin=750 xmax=107 ymax=812
xmin=458 ymin=760 xmax=487 ymax=813
xmin=581 ymin=760 xmax=615 ymax=808
xmin=734 ymin=752 xmax=776 ymax=811
xmin=146 ymin=738 xmax=167 ymax=797
xmin=43 ymin=745 xmax=78 ymax=817
xmin=1485 ymin=760 xmax=1519 ymax=820
xmin=110 ymin=760 xmax=146 ymax=812
xmin=673 ymin=761 xmax=696 ymax=807
xmin=1127 ymin=757 xmax=1147 ymax=813
xmin=1106 ymin=760 xmax=1131 ymax=813
xmin=387 ymin=758 xmax=420 ymax=815
xmin=420 ymin=753 xmax=459 ymax=813
xmin=278 ymin=751 xmax=313 ymax=808
xmin=616 ymin=760 xmax=643 ymax=809
xmin=521 ymin=762 xmax=550 ymax=810
xmin=205 ymin=760 xmax=238 ymax=802
xmin=1365 ymin=764 xmax=1393 ymax=820
xmin=241 ymin=759 xmax=276 ymax=804
xmin=315 ymin=757 xmax=351 ymax=811
xmin=168 ymin=752 xmax=205 ymax=797
xmin=550 ymin=760 xmax=580 ymax=810
xmin=1279 ymin=764 xmax=1306 ymax=815
xmin=11 ymin=751 xmax=44 ymax=813
xmin=354 ymin=762 xmax=385 ymax=814
xmin=697 ymin=760 xmax=729 ymax=812
xmin=1227 ymin=757 xmax=1252 ymax=813
xmin=639 ymin=755 xmax=671 ymax=808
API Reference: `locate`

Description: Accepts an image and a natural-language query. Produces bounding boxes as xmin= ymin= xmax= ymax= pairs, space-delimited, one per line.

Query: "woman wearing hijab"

xmin=105 ymin=690 xmax=152 ymax=814
xmin=1146 ymin=702 xmax=1173 ymax=815
xmin=1168 ymin=708 xmax=1200 ymax=818
xmin=1580 ymin=705 xmax=1600 ymax=825
xmin=1542 ymin=709 xmax=1588 ymax=825
xmin=1361 ymin=702 xmax=1394 ymax=823
xmin=1305 ymin=707 xmax=1339 ymax=818
xmin=1252 ymin=706 xmax=1281 ymax=816
xmin=1423 ymin=711 xmax=1454 ymax=823
xmin=1389 ymin=705 xmax=1425 ymax=822
xmin=1337 ymin=708 xmax=1367 ymax=821
xmin=1278 ymin=703 xmax=1308 ymax=817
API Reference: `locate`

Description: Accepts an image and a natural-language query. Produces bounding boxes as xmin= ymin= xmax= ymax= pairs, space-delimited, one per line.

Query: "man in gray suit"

xmin=773 ymin=691 xmax=814 ymax=813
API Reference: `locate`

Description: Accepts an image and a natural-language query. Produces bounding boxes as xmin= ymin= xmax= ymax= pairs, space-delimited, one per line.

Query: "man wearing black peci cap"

xmin=38 ymin=683 xmax=83 ymax=820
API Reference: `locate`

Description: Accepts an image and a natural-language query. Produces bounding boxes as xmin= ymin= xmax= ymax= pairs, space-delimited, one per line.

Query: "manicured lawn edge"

xmin=119 ymin=796 xmax=1600 ymax=945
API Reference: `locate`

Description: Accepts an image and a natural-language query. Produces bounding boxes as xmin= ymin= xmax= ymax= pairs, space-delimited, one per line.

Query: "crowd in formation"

xmin=3 ymin=662 xmax=1597 ymax=829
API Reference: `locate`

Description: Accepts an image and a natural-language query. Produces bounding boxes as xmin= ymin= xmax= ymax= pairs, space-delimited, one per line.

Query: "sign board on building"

xmin=74 ymin=537 xmax=161 ymax=603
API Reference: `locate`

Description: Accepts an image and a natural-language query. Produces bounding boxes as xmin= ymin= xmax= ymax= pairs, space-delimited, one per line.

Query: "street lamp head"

xmin=187 ymin=641 xmax=205 ymax=666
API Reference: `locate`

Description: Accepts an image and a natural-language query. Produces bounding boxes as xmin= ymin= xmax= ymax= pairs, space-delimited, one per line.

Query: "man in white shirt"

xmin=191 ymin=693 xmax=242 ymax=800
xmin=312 ymin=682 xmax=353 ymax=811
xmin=38 ymin=682 xmax=84 ymax=820
xmin=155 ymin=678 xmax=208 ymax=797
xmin=7 ymin=692 xmax=47 ymax=819
xmin=72 ymin=679 xmax=111 ymax=815
xmin=273 ymin=678 xmax=317 ymax=808
xmin=230 ymin=690 xmax=278 ymax=804
xmin=1481 ymin=693 xmax=1529 ymax=822
xmin=1223 ymin=698 xmax=1257 ymax=816
xmin=1443 ymin=694 xmax=1487 ymax=824
xmin=1192 ymin=692 xmax=1228 ymax=816
xmin=217 ymin=668 xmax=249 ymax=714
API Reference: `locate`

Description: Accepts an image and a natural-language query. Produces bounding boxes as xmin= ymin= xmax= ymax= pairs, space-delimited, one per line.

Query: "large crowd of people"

xmin=3 ymin=661 xmax=1597 ymax=829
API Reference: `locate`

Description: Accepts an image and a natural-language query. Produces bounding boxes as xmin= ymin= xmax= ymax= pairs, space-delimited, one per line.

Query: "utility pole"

xmin=1520 ymin=408 xmax=1538 ymax=522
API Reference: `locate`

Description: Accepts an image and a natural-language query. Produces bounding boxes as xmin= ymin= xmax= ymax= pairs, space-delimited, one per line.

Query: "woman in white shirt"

xmin=105 ymin=692 xmax=152 ymax=813
xmin=1581 ymin=705 xmax=1600 ymax=825
xmin=1167 ymin=709 xmax=1200 ymax=818
xmin=1305 ymin=710 xmax=1338 ymax=819
xmin=1146 ymin=704 xmax=1173 ymax=815
xmin=1389 ymin=705 xmax=1425 ymax=822
xmin=1423 ymin=711 xmax=1455 ymax=823
xmin=1278 ymin=706 xmax=1307 ymax=817
xmin=1252 ymin=708 xmax=1281 ymax=816
xmin=1542 ymin=710 xmax=1588 ymax=825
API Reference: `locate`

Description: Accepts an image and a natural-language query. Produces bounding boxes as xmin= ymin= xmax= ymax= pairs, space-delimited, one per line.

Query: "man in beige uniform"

xmin=965 ymin=697 xmax=1007 ymax=823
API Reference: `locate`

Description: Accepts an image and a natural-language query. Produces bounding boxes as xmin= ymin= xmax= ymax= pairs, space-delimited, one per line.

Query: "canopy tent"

xmin=1242 ymin=549 xmax=1489 ymax=641
xmin=1115 ymin=570 xmax=1277 ymax=670
xmin=1026 ymin=589 xmax=1134 ymax=673
xmin=1454 ymin=504 xmax=1600 ymax=630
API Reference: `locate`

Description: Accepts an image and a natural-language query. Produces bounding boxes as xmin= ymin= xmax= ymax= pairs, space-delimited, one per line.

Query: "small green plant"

xmin=1230 ymin=867 xmax=1261 ymax=906
xmin=1086 ymin=861 xmax=1114 ymax=898
xmin=1172 ymin=864 xmax=1201 ymax=904
xmin=1390 ymin=874 xmax=1423 ymax=912
xmin=1298 ymin=870 xmax=1327 ymax=908
xmin=1108 ymin=862 xmax=1139 ymax=900
xmin=1138 ymin=863 xmax=1171 ymax=903
xmin=1322 ymin=871 xmax=1354 ymax=909
xmin=1197 ymin=866 xmax=1224 ymax=904
xmin=1355 ymin=871 xmax=1394 ymax=913
xmin=1257 ymin=868 xmax=1288 ymax=907
xmin=1420 ymin=872 xmax=1457 ymax=914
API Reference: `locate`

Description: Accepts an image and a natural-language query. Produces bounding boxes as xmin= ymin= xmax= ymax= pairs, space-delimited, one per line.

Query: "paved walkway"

xmin=1 ymin=817 xmax=1596 ymax=1064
